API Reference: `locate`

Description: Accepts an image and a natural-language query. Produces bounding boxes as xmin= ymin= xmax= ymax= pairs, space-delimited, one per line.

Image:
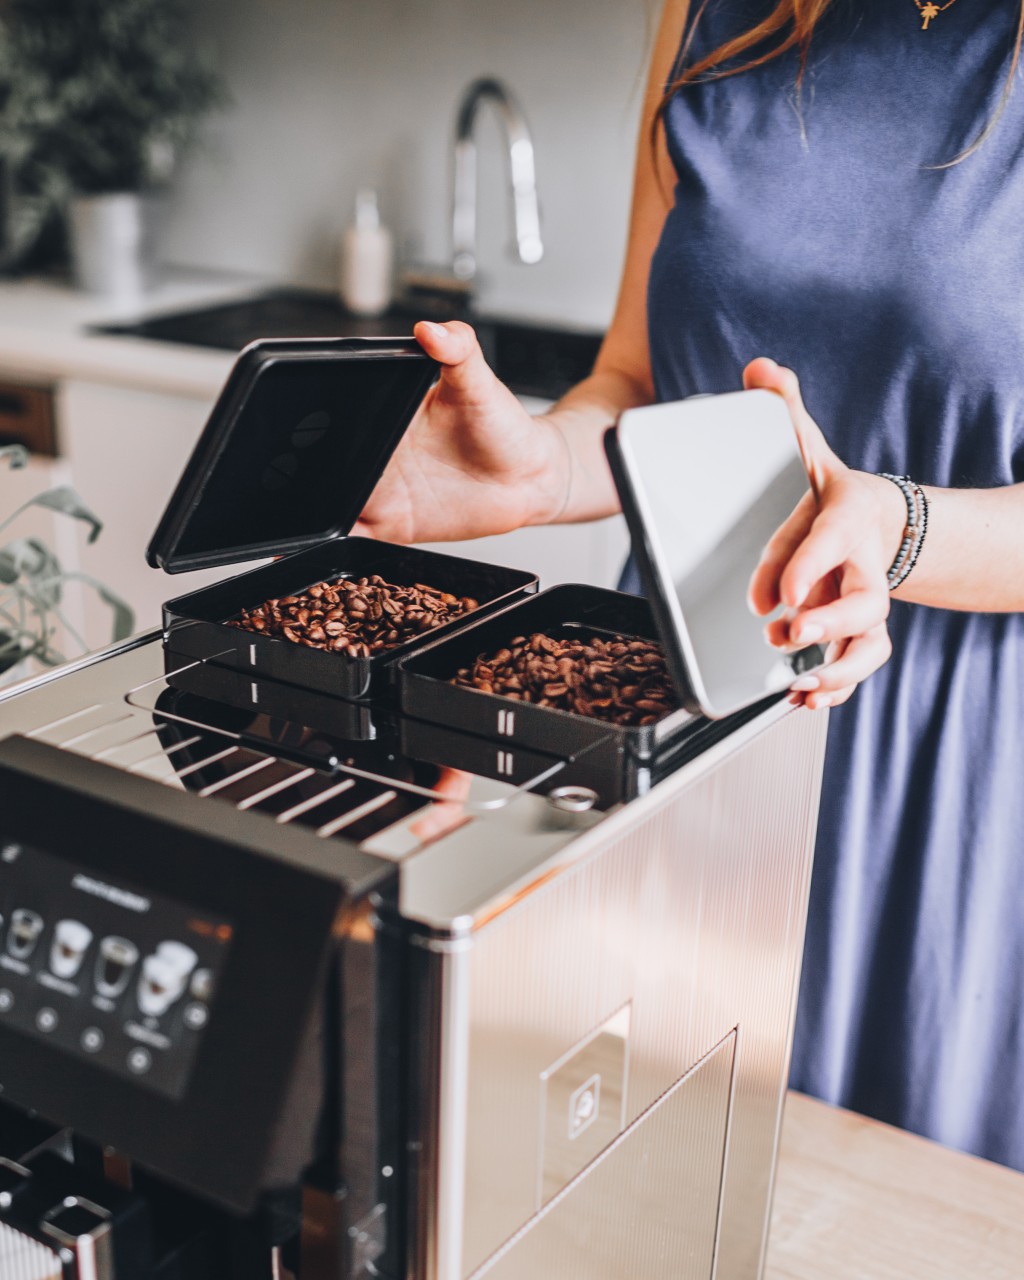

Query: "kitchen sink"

xmin=92 ymin=287 xmax=603 ymax=401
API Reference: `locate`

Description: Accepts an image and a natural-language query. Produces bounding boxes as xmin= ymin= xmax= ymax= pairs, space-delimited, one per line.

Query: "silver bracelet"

xmin=878 ymin=473 xmax=929 ymax=591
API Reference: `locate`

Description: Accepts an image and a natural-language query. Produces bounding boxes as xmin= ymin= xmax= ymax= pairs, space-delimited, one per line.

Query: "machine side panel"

xmin=472 ymin=1032 xmax=737 ymax=1280
xmin=444 ymin=707 xmax=824 ymax=1279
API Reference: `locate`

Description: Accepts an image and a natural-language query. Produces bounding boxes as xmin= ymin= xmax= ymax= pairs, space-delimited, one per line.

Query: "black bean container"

xmin=398 ymin=584 xmax=695 ymax=762
xmin=163 ymin=644 xmax=667 ymax=810
xmin=148 ymin=338 xmax=537 ymax=700
xmin=398 ymin=714 xmax=668 ymax=809
xmin=163 ymin=646 xmax=381 ymax=741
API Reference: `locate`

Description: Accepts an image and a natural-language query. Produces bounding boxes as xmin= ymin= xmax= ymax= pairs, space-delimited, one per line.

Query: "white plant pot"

xmin=68 ymin=192 xmax=159 ymax=300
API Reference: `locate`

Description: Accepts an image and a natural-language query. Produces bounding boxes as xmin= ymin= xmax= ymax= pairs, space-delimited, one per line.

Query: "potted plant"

xmin=0 ymin=444 xmax=133 ymax=679
xmin=0 ymin=0 xmax=224 ymax=294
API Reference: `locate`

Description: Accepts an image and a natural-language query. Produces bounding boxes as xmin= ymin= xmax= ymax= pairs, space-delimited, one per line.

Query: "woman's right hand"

xmin=353 ymin=320 xmax=568 ymax=545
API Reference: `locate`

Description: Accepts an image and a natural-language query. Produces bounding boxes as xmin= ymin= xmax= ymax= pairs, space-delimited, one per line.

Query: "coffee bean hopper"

xmin=0 ymin=339 xmax=827 ymax=1280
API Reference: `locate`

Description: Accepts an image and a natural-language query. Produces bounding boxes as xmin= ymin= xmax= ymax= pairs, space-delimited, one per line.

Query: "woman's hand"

xmin=744 ymin=358 xmax=905 ymax=710
xmin=353 ymin=320 xmax=569 ymax=545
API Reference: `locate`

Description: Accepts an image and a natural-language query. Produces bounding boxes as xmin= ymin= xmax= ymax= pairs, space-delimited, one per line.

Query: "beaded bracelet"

xmin=878 ymin=473 xmax=929 ymax=591
xmin=891 ymin=479 xmax=929 ymax=590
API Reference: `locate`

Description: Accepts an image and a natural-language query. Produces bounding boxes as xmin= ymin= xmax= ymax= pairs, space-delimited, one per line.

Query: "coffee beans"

xmin=453 ymin=632 xmax=679 ymax=726
xmin=227 ymin=575 xmax=479 ymax=658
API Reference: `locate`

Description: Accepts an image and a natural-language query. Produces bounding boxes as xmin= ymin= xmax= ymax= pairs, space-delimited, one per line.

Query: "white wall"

xmin=166 ymin=0 xmax=657 ymax=327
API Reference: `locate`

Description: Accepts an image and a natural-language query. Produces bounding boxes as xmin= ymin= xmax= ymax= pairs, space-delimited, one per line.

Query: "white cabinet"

xmin=58 ymin=379 xmax=231 ymax=647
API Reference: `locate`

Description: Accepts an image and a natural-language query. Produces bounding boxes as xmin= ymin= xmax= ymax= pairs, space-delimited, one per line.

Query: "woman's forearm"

xmin=530 ymin=367 xmax=652 ymax=526
xmin=863 ymin=474 xmax=1024 ymax=611
xmin=536 ymin=366 xmax=1024 ymax=614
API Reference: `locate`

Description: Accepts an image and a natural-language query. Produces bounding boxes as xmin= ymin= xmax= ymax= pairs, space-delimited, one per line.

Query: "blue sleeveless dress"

xmin=622 ymin=0 xmax=1024 ymax=1169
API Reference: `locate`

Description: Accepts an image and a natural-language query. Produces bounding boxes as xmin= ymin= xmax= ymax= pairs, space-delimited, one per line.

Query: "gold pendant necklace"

xmin=913 ymin=0 xmax=958 ymax=30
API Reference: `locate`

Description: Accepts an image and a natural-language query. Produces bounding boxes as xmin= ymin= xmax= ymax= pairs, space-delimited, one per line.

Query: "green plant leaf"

xmin=0 ymin=445 xmax=30 ymax=471
xmin=29 ymin=485 xmax=103 ymax=543
xmin=0 ymin=0 xmax=227 ymax=266
xmin=0 ymin=550 xmax=19 ymax=585
xmin=65 ymin=571 xmax=135 ymax=642
xmin=2 ymin=536 xmax=62 ymax=606
xmin=0 ymin=482 xmax=133 ymax=664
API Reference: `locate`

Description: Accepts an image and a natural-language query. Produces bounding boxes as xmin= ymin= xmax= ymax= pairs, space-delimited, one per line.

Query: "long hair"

xmin=656 ymin=0 xmax=1024 ymax=164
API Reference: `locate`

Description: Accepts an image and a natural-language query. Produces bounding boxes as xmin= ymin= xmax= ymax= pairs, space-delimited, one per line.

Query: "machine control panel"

xmin=0 ymin=841 xmax=232 ymax=1100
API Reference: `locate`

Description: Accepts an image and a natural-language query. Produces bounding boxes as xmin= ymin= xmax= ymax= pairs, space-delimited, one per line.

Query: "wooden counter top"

xmin=768 ymin=1092 xmax=1024 ymax=1279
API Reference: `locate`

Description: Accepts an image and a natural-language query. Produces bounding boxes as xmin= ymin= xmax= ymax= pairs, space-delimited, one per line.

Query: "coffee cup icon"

xmin=137 ymin=954 xmax=186 ymax=1018
xmin=50 ymin=920 xmax=93 ymax=980
xmin=156 ymin=941 xmax=198 ymax=981
xmin=95 ymin=936 xmax=139 ymax=999
xmin=8 ymin=909 xmax=44 ymax=961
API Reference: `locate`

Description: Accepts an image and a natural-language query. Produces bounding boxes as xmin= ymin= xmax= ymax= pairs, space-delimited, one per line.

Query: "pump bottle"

xmin=339 ymin=189 xmax=394 ymax=316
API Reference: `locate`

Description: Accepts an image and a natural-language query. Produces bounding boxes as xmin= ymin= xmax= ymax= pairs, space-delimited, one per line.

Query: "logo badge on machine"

xmin=568 ymin=1073 xmax=601 ymax=1140
xmin=539 ymin=1003 xmax=631 ymax=1207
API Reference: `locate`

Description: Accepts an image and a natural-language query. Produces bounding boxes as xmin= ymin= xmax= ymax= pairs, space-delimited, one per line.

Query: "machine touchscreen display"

xmin=0 ymin=841 xmax=232 ymax=1100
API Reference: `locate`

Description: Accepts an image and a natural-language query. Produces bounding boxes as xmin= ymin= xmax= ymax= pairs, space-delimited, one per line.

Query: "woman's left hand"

xmin=744 ymin=358 xmax=905 ymax=710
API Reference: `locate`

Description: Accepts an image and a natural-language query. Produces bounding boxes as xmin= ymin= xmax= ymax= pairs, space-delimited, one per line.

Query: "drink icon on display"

xmin=137 ymin=955 xmax=183 ymax=1018
xmin=157 ymin=942 xmax=198 ymax=982
xmin=95 ymin=936 xmax=139 ymax=999
xmin=7 ymin=909 xmax=44 ymax=960
xmin=50 ymin=920 xmax=93 ymax=980
xmin=136 ymin=942 xmax=198 ymax=1018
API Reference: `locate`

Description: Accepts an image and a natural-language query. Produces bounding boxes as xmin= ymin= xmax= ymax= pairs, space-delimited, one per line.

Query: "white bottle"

xmin=339 ymin=189 xmax=394 ymax=316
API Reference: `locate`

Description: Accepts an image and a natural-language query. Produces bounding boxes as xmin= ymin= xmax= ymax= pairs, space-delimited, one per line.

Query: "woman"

xmin=357 ymin=0 xmax=1024 ymax=1170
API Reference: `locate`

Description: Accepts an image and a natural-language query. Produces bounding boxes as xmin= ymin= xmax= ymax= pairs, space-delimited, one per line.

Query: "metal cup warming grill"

xmin=0 ymin=341 xmax=827 ymax=1280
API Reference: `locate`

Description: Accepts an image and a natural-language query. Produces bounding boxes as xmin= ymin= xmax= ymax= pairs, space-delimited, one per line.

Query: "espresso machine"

xmin=0 ymin=340 xmax=827 ymax=1280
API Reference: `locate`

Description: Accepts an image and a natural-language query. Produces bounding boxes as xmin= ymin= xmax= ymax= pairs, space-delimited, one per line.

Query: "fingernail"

xmin=419 ymin=320 xmax=446 ymax=338
xmin=793 ymin=622 xmax=824 ymax=644
xmin=814 ymin=694 xmax=832 ymax=709
xmin=790 ymin=675 xmax=820 ymax=692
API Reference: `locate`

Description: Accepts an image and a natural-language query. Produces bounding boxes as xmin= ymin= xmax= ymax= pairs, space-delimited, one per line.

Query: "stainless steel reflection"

xmin=0 ymin=1219 xmax=63 ymax=1280
xmin=40 ymin=1194 xmax=116 ymax=1280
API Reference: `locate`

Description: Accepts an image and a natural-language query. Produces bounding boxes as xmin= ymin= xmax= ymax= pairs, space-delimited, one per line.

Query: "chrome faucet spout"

xmin=452 ymin=77 xmax=543 ymax=282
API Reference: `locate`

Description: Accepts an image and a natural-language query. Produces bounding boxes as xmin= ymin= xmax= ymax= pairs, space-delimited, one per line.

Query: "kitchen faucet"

xmin=451 ymin=78 xmax=544 ymax=282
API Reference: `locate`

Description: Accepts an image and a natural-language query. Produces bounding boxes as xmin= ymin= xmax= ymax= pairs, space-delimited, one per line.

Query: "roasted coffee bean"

xmin=227 ymin=575 xmax=479 ymax=659
xmin=452 ymin=632 xmax=679 ymax=728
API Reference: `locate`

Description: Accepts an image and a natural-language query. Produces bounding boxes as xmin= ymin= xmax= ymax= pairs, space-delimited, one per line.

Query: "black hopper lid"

xmin=147 ymin=338 xmax=438 ymax=574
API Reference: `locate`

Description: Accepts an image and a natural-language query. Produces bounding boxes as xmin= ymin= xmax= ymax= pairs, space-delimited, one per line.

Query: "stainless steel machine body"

xmin=0 ymin=632 xmax=826 ymax=1280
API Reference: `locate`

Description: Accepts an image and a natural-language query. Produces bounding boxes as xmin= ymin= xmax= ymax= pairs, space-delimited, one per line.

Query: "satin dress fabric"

xmin=619 ymin=0 xmax=1024 ymax=1168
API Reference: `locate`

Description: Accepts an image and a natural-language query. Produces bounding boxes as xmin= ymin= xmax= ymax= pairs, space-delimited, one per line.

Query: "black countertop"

xmin=93 ymin=288 xmax=605 ymax=402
